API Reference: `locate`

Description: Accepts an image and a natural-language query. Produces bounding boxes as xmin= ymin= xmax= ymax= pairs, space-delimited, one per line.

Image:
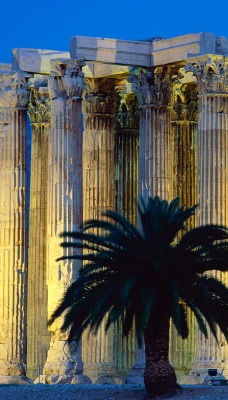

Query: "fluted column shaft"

xmin=0 ymin=72 xmax=29 ymax=380
xmin=185 ymin=58 xmax=228 ymax=375
xmin=169 ymin=85 xmax=198 ymax=378
xmin=114 ymin=94 xmax=139 ymax=375
xmin=27 ymin=87 xmax=51 ymax=379
xmin=127 ymin=67 xmax=173 ymax=382
xmin=115 ymin=94 xmax=139 ymax=226
xmin=82 ymin=78 xmax=120 ymax=382
xmin=129 ymin=67 xmax=173 ymax=202
xmin=172 ymin=121 xmax=197 ymax=213
xmin=41 ymin=60 xmax=86 ymax=384
xmin=197 ymin=94 xmax=228 ymax=372
xmin=139 ymin=106 xmax=171 ymax=199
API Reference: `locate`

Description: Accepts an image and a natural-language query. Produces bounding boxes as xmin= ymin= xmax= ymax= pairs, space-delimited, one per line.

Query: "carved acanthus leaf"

xmin=0 ymin=72 xmax=29 ymax=108
xmin=185 ymin=58 xmax=228 ymax=95
xmin=48 ymin=59 xmax=85 ymax=99
xmin=128 ymin=67 xmax=175 ymax=106
xmin=116 ymin=94 xmax=139 ymax=129
xmin=28 ymin=88 xmax=51 ymax=125
xmin=171 ymin=84 xmax=198 ymax=122
xmin=83 ymin=78 xmax=119 ymax=115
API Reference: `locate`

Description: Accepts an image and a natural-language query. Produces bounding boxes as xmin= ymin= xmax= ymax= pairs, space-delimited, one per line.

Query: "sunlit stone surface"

xmin=0 ymin=71 xmax=30 ymax=383
xmin=0 ymin=33 xmax=228 ymax=384
xmin=27 ymin=85 xmax=51 ymax=379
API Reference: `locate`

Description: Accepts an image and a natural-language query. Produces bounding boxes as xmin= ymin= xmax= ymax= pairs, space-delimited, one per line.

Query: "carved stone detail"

xmin=28 ymin=88 xmax=51 ymax=125
xmin=0 ymin=72 xmax=28 ymax=108
xmin=48 ymin=59 xmax=85 ymax=100
xmin=83 ymin=78 xmax=119 ymax=116
xmin=185 ymin=57 xmax=228 ymax=95
xmin=128 ymin=67 xmax=175 ymax=106
xmin=115 ymin=94 xmax=139 ymax=130
xmin=171 ymin=84 xmax=198 ymax=122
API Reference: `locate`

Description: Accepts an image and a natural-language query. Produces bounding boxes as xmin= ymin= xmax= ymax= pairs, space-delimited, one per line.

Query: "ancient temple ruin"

xmin=0 ymin=32 xmax=228 ymax=384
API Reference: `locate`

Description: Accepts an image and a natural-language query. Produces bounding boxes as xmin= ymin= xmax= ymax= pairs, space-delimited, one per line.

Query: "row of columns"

xmin=0 ymin=56 xmax=227 ymax=383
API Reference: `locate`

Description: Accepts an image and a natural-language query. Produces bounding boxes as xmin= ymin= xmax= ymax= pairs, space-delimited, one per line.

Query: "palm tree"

xmin=49 ymin=196 xmax=228 ymax=398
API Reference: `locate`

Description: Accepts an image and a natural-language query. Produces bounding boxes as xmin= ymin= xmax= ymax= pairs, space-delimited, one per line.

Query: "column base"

xmin=34 ymin=374 xmax=91 ymax=384
xmin=84 ymin=364 xmax=126 ymax=384
xmin=0 ymin=362 xmax=32 ymax=384
xmin=40 ymin=339 xmax=91 ymax=384
xmin=0 ymin=376 xmax=32 ymax=385
xmin=125 ymin=362 xmax=145 ymax=385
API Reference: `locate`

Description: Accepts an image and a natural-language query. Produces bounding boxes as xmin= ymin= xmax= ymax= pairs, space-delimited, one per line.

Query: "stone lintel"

xmin=70 ymin=33 xmax=217 ymax=67
xmin=12 ymin=47 xmax=130 ymax=79
xmin=84 ymin=62 xmax=130 ymax=78
xmin=12 ymin=48 xmax=70 ymax=74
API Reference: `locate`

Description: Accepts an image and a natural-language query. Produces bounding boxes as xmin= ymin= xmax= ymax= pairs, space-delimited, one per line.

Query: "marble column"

xmin=114 ymin=93 xmax=139 ymax=376
xmin=82 ymin=78 xmax=121 ymax=382
xmin=27 ymin=86 xmax=51 ymax=380
xmin=0 ymin=71 xmax=30 ymax=383
xmin=115 ymin=93 xmax=139 ymax=225
xmin=127 ymin=67 xmax=173 ymax=383
xmin=40 ymin=59 xmax=89 ymax=384
xmin=129 ymin=67 xmax=173 ymax=201
xmin=169 ymin=83 xmax=198 ymax=380
xmin=185 ymin=57 xmax=228 ymax=377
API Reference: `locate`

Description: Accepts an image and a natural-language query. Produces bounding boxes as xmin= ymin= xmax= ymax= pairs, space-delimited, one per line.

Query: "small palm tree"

xmin=49 ymin=197 xmax=228 ymax=398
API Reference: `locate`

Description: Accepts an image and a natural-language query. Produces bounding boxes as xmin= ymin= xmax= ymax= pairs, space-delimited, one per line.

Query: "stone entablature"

xmin=0 ymin=32 xmax=228 ymax=384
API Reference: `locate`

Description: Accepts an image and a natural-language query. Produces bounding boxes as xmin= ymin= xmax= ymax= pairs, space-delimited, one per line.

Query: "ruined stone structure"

xmin=0 ymin=32 xmax=228 ymax=384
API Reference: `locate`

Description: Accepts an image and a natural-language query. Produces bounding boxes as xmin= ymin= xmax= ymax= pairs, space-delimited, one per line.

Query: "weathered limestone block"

xmin=41 ymin=59 xmax=90 ymax=384
xmin=185 ymin=56 xmax=228 ymax=377
xmin=27 ymin=86 xmax=51 ymax=380
xmin=0 ymin=71 xmax=30 ymax=382
xmin=12 ymin=49 xmax=70 ymax=74
xmin=71 ymin=33 xmax=218 ymax=67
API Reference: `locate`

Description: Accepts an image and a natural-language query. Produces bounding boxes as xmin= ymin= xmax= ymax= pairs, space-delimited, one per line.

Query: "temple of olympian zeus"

xmin=0 ymin=32 xmax=228 ymax=384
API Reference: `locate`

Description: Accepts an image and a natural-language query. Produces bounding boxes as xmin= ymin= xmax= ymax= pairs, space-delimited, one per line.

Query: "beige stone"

xmin=0 ymin=33 xmax=228 ymax=385
xmin=70 ymin=33 xmax=217 ymax=67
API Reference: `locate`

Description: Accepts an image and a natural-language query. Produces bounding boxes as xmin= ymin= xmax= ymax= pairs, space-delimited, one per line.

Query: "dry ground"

xmin=0 ymin=384 xmax=227 ymax=400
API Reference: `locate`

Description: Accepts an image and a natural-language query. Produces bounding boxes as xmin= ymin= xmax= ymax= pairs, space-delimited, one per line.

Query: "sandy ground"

xmin=0 ymin=384 xmax=227 ymax=400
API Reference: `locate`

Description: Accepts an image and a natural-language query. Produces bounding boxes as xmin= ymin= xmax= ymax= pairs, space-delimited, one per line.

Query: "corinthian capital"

xmin=0 ymin=72 xmax=29 ymax=108
xmin=83 ymin=78 xmax=119 ymax=115
xmin=48 ymin=59 xmax=85 ymax=99
xmin=28 ymin=87 xmax=51 ymax=125
xmin=171 ymin=83 xmax=198 ymax=122
xmin=128 ymin=67 xmax=174 ymax=106
xmin=116 ymin=93 xmax=139 ymax=129
xmin=184 ymin=57 xmax=228 ymax=95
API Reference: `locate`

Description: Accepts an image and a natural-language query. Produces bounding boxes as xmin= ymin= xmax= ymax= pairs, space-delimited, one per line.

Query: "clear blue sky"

xmin=1 ymin=0 xmax=228 ymax=64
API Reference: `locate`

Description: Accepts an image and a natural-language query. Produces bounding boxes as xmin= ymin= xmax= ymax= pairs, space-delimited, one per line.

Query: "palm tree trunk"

xmin=144 ymin=306 xmax=181 ymax=398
